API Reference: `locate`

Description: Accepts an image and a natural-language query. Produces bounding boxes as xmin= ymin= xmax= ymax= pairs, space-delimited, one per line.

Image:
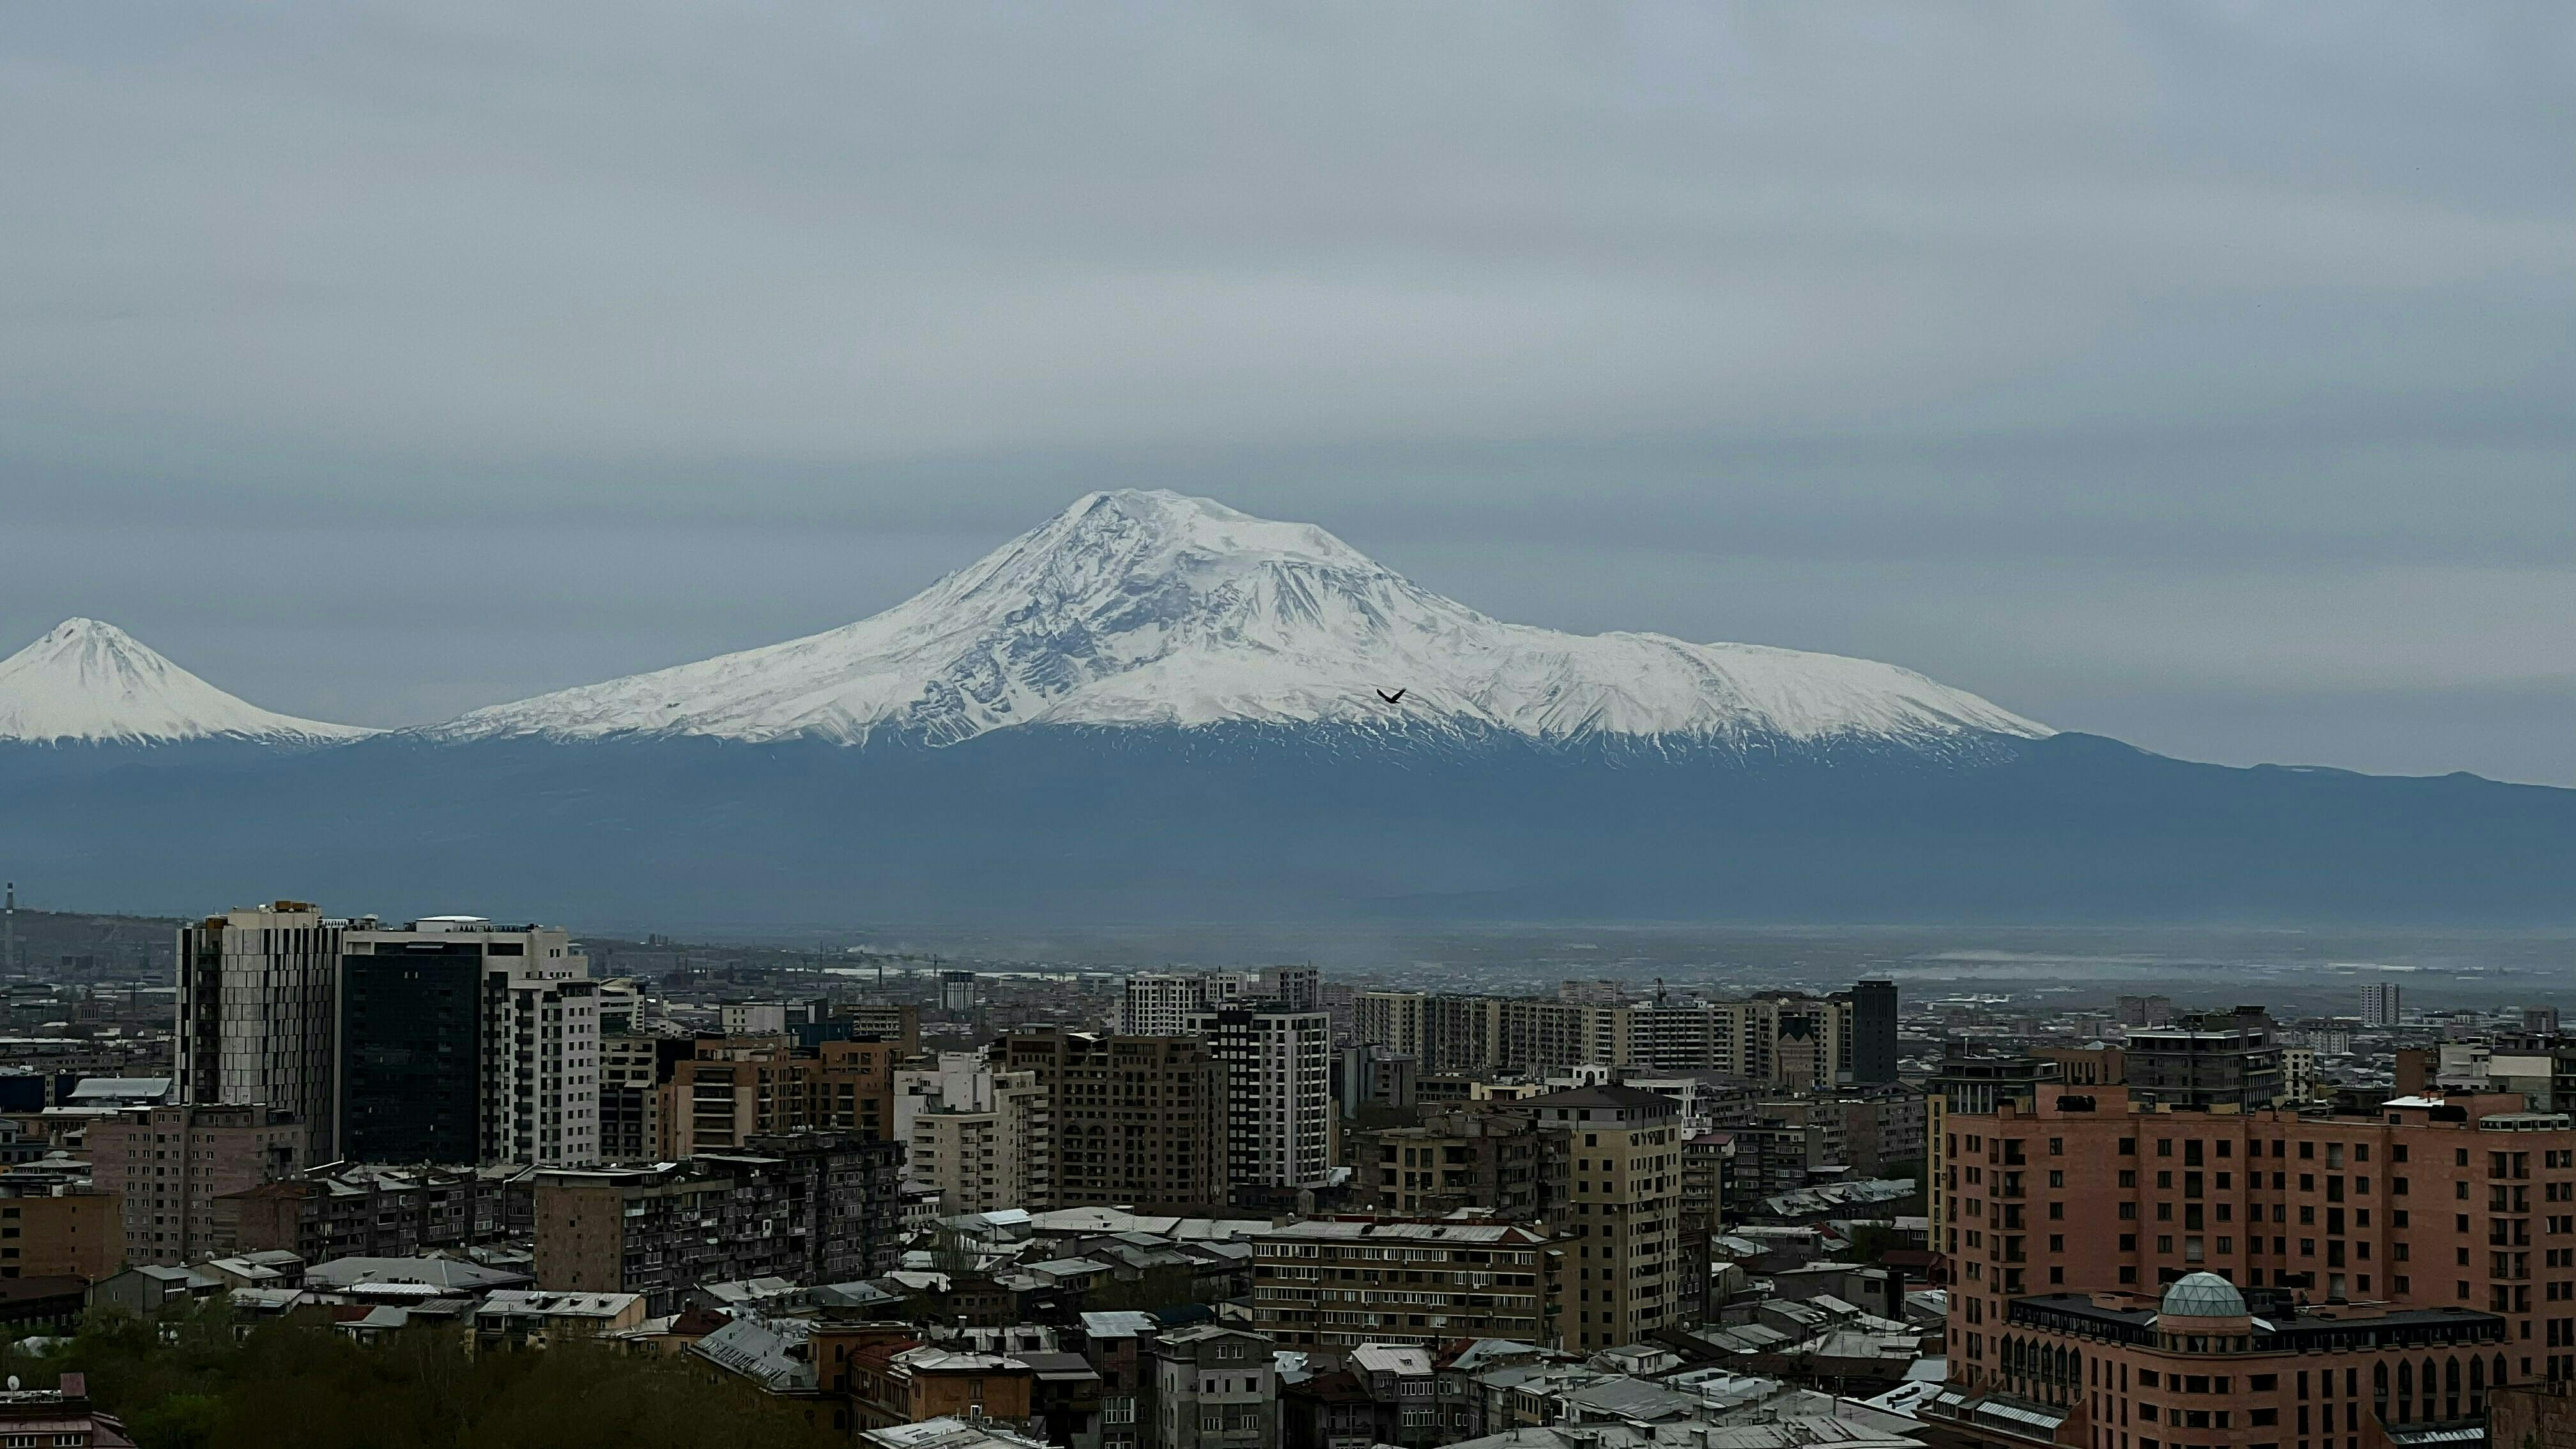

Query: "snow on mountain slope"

xmin=429 ymin=491 xmax=2051 ymax=751
xmin=0 ymin=618 xmax=379 ymax=747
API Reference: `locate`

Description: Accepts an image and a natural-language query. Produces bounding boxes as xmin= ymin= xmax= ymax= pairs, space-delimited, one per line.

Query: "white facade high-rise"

xmin=176 ymin=902 xmax=344 ymax=1163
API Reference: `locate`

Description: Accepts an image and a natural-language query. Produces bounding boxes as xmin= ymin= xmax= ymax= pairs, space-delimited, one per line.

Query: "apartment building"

xmin=2126 ymin=1009 xmax=2285 ymax=1111
xmin=1115 ymin=967 xmax=1314 ymax=1036
xmin=1349 ymin=1107 xmax=1565 ymax=1221
xmin=1926 ymin=1045 xmax=2062 ymax=1244
xmin=1844 ymin=979 xmax=1899 ymax=1084
xmin=218 ymin=1163 xmax=519 ymax=1262
xmin=1523 ymin=1084 xmax=1684 ymax=1352
xmin=0 ymin=1180 xmax=121 ymax=1280
xmin=599 ymin=1032 xmax=689 ymax=1162
xmin=1251 ymin=1218 xmax=1561 ymax=1351
xmin=1151 ymin=1324 xmax=1278 ymax=1449
xmin=2363 ymin=982 xmax=2405 ymax=1029
xmin=1353 ymin=990 xmax=1863 ymax=1085
xmin=660 ymin=1037 xmax=899 ymax=1155
xmin=1186 ymin=1005 xmax=1331 ymax=1202
xmin=1115 ymin=974 xmax=1216 ymax=1037
xmin=337 ymin=917 xmax=601 ymax=1167
xmin=175 ymin=902 xmax=344 ymax=1163
xmin=836 ymin=1003 xmax=924 ymax=1055
xmin=90 ymin=1103 xmax=301 ymax=1266
xmin=910 ymin=1070 xmax=1047 ymax=1215
xmin=999 ymin=1029 xmax=1222 ymax=1210
xmin=533 ymin=1130 xmax=903 ymax=1311
xmin=1942 ymin=1084 xmax=2576 ymax=1416
xmin=1680 ymin=1132 xmax=1726 ymax=1319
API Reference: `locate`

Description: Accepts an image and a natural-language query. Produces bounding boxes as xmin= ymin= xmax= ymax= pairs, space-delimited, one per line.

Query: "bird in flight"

xmin=1377 ymin=689 xmax=1406 ymax=705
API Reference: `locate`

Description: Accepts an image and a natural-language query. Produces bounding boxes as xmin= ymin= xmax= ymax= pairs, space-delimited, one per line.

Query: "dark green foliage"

xmin=46 ymin=1305 xmax=843 ymax=1449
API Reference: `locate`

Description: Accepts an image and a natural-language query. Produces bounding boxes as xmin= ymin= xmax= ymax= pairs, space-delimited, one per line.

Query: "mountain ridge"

xmin=424 ymin=489 xmax=2049 ymax=753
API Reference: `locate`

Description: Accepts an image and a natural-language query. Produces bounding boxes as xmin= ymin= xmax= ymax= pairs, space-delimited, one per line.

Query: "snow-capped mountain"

xmin=0 ymin=618 xmax=377 ymax=747
xmin=431 ymin=489 xmax=2048 ymax=753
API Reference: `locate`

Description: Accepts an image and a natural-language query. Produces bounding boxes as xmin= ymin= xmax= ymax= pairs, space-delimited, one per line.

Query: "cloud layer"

xmin=3 ymin=3 xmax=2570 ymax=779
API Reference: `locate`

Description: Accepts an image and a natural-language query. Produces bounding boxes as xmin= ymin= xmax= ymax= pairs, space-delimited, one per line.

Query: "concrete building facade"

xmin=1350 ymin=1107 xmax=1565 ymax=1221
xmin=90 ymin=1103 xmax=301 ymax=1266
xmin=1187 ymin=1006 xmax=1331 ymax=1202
xmin=337 ymin=917 xmax=601 ymax=1167
xmin=1000 ymin=1029 xmax=1222 ymax=1210
xmin=176 ymin=903 xmax=344 ymax=1164
xmin=1251 ymin=1218 xmax=1560 ymax=1351
xmin=1522 ymin=1084 xmax=1683 ymax=1353
xmin=660 ymin=1037 xmax=898 ymax=1156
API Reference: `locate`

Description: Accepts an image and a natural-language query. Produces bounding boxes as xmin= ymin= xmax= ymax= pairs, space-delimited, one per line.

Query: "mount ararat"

xmin=3 ymin=490 xmax=2569 ymax=928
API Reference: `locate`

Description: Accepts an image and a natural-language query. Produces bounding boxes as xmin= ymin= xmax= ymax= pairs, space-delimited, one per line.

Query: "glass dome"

xmin=2159 ymin=1272 xmax=2248 ymax=1317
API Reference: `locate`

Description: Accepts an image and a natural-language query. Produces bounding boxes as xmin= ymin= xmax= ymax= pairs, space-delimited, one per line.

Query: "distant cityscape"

xmin=0 ymin=891 xmax=2565 ymax=1446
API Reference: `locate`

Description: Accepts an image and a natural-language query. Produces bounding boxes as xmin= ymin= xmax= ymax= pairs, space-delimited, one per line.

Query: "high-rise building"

xmin=2363 ymin=981 xmax=2405 ymax=1028
xmin=1845 ymin=979 xmax=1898 ymax=1084
xmin=1349 ymin=1106 xmax=1565 ymax=1220
xmin=1521 ymin=1084 xmax=1683 ymax=1353
xmin=1680 ymin=1132 xmax=1728 ymax=1319
xmin=599 ymin=1032 xmax=689 ymax=1162
xmin=2113 ymin=994 xmax=2172 ymax=1028
xmin=1255 ymin=966 xmax=1320 ymax=1013
xmin=1000 ymin=1028 xmax=1222 ymax=1209
xmin=1186 ymin=1004 xmax=1331 ymax=1202
xmin=660 ymin=1037 xmax=898 ymax=1156
xmin=175 ymin=903 xmax=344 ymax=1163
xmin=910 ymin=1069 xmax=1047 ymax=1215
xmin=2525 ymin=1007 xmax=2562 ymax=1036
xmin=1351 ymin=990 xmax=1858 ymax=1084
xmin=720 ymin=999 xmax=829 ymax=1036
xmin=1937 ymin=1084 xmax=2576 ymax=1423
xmin=2125 ymin=1009 xmax=2284 ymax=1111
xmin=337 ymin=917 xmax=601 ymax=1167
xmin=831 ymin=1002 xmax=923 ymax=1055
xmin=940 ymin=971 xmax=978 ymax=1015
xmin=1925 ymin=1046 xmax=2062 ymax=1248
xmin=1336 ymin=1044 xmax=1418 ymax=1116
xmin=90 ymin=1103 xmax=302 ymax=1266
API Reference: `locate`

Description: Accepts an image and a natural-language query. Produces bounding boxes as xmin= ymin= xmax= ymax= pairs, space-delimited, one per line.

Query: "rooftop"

xmin=2010 ymin=1292 xmax=2504 ymax=1352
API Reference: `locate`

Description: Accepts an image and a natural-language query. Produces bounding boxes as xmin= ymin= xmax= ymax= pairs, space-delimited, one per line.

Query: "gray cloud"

xmin=1 ymin=3 xmax=2570 ymax=781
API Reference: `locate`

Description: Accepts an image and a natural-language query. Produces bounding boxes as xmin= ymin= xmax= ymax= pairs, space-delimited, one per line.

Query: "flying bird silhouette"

xmin=1376 ymin=689 xmax=1406 ymax=705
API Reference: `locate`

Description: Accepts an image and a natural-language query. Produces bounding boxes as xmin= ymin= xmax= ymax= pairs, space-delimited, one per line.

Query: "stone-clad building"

xmin=1938 ymin=1082 xmax=2576 ymax=1441
xmin=1000 ymin=1029 xmax=1222 ymax=1210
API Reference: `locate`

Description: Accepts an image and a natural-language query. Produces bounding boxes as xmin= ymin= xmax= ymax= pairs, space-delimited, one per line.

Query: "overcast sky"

xmin=3 ymin=4 xmax=2570 ymax=781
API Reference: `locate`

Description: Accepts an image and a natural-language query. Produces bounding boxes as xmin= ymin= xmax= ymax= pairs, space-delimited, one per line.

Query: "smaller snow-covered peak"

xmin=0 ymin=618 xmax=379 ymax=747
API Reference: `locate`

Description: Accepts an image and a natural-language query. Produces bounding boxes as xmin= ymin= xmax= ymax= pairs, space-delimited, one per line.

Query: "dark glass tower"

xmin=1851 ymin=978 xmax=1899 ymax=1084
xmin=338 ymin=940 xmax=485 ymax=1163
